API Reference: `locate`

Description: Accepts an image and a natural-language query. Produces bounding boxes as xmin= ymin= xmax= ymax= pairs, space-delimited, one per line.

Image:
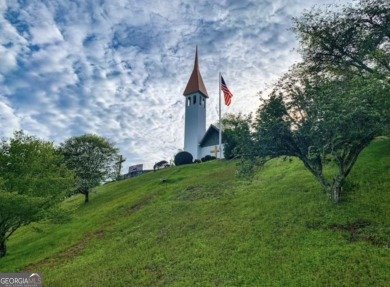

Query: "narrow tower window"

xmin=199 ymin=96 xmax=202 ymax=105
xmin=193 ymin=95 xmax=196 ymax=104
xmin=187 ymin=97 xmax=191 ymax=107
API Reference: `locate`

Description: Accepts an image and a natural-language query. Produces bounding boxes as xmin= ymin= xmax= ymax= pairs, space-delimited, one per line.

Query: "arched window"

xmin=187 ymin=97 xmax=191 ymax=107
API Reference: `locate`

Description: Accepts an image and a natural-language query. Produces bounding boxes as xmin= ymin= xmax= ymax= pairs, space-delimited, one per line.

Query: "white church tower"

xmin=183 ymin=47 xmax=208 ymax=160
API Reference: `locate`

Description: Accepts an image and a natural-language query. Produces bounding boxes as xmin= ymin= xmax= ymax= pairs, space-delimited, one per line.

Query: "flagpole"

xmin=219 ymin=72 xmax=222 ymax=159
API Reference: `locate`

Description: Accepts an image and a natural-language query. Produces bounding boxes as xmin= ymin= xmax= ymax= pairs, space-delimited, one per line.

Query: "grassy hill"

xmin=0 ymin=139 xmax=389 ymax=287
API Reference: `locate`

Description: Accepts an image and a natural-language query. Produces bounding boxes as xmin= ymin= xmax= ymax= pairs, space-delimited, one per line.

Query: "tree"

xmin=254 ymin=65 xmax=389 ymax=203
xmin=0 ymin=131 xmax=75 ymax=258
xmin=294 ymin=0 xmax=390 ymax=80
xmin=222 ymin=113 xmax=254 ymax=160
xmin=59 ymin=134 xmax=119 ymax=203
xmin=243 ymin=0 xmax=390 ymax=203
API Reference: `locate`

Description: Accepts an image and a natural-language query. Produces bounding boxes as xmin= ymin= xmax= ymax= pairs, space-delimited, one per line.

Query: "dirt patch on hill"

xmin=23 ymin=230 xmax=105 ymax=272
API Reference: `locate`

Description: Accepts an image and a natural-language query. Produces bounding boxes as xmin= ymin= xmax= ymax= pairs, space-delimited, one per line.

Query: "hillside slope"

xmin=0 ymin=139 xmax=389 ymax=287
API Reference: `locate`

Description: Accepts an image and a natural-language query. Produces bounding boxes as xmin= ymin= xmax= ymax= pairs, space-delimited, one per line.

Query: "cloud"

xmin=0 ymin=0 xmax=352 ymax=169
xmin=0 ymin=99 xmax=20 ymax=135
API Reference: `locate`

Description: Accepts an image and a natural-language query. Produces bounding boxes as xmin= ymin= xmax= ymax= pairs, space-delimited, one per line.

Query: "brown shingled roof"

xmin=183 ymin=47 xmax=209 ymax=97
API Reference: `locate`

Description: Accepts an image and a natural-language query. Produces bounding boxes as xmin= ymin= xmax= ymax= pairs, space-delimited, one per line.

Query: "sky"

xmin=0 ymin=0 xmax=351 ymax=171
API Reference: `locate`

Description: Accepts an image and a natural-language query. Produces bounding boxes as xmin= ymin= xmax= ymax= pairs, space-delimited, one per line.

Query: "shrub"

xmin=174 ymin=151 xmax=193 ymax=166
xmin=201 ymin=155 xmax=216 ymax=162
xmin=154 ymin=160 xmax=169 ymax=171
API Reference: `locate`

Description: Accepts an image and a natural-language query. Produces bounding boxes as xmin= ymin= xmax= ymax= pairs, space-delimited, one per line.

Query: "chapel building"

xmin=183 ymin=48 xmax=224 ymax=160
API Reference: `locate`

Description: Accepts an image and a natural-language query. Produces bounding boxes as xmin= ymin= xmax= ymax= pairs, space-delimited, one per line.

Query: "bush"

xmin=201 ymin=155 xmax=216 ymax=162
xmin=154 ymin=160 xmax=169 ymax=171
xmin=174 ymin=151 xmax=193 ymax=166
xmin=194 ymin=159 xmax=201 ymax=164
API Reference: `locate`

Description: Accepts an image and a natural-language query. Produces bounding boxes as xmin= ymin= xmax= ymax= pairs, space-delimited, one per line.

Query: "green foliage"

xmin=174 ymin=151 xmax=193 ymax=166
xmin=59 ymin=134 xmax=119 ymax=203
xmin=294 ymin=0 xmax=390 ymax=80
xmin=222 ymin=113 xmax=254 ymax=160
xmin=0 ymin=140 xmax=388 ymax=286
xmin=0 ymin=131 xmax=75 ymax=257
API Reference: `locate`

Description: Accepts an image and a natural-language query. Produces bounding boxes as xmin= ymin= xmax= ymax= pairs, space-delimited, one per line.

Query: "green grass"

xmin=0 ymin=139 xmax=389 ymax=286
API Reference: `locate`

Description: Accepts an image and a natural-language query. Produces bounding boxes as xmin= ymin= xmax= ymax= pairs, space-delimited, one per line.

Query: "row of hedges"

xmin=174 ymin=151 xmax=216 ymax=166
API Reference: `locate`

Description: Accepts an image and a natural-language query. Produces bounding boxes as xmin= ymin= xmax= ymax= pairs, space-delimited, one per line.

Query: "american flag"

xmin=221 ymin=76 xmax=233 ymax=106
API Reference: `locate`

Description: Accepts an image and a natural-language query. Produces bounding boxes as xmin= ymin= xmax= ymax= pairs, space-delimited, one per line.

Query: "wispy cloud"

xmin=0 ymin=0 xmax=350 ymax=169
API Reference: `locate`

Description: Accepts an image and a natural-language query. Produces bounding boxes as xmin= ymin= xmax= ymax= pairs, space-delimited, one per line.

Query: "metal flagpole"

xmin=218 ymin=72 xmax=222 ymax=159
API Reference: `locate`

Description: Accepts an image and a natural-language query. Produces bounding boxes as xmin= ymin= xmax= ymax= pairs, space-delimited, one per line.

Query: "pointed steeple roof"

xmin=183 ymin=47 xmax=209 ymax=97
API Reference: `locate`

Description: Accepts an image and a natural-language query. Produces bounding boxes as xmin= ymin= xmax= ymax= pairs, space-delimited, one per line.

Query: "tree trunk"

xmin=300 ymin=156 xmax=330 ymax=193
xmin=329 ymin=176 xmax=344 ymax=204
xmin=0 ymin=239 xmax=6 ymax=258
xmin=85 ymin=190 xmax=89 ymax=203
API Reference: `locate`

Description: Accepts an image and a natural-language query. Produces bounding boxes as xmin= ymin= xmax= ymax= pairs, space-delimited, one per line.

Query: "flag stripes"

xmin=221 ymin=76 xmax=233 ymax=106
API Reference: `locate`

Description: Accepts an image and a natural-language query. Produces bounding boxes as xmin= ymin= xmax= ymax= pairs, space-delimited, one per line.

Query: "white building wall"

xmin=199 ymin=144 xmax=225 ymax=159
xmin=184 ymin=92 xmax=206 ymax=159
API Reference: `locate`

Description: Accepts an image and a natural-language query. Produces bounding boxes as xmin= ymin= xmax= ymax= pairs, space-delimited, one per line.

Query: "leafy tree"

xmin=0 ymin=131 xmax=75 ymax=258
xmin=222 ymin=113 xmax=254 ymax=160
xmin=294 ymin=0 xmax=390 ymax=80
xmin=254 ymin=65 xmax=389 ymax=203
xmin=59 ymin=134 xmax=119 ymax=203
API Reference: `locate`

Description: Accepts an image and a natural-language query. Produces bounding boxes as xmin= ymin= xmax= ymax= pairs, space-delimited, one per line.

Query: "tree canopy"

xmin=0 ymin=131 xmax=75 ymax=257
xmin=222 ymin=113 xmax=254 ymax=160
xmin=294 ymin=0 xmax=390 ymax=80
xmin=59 ymin=134 xmax=119 ymax=203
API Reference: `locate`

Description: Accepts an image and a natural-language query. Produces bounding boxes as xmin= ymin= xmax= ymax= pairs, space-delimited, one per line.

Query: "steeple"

xmin=183 ymin=46 xmax=209 ymax=97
